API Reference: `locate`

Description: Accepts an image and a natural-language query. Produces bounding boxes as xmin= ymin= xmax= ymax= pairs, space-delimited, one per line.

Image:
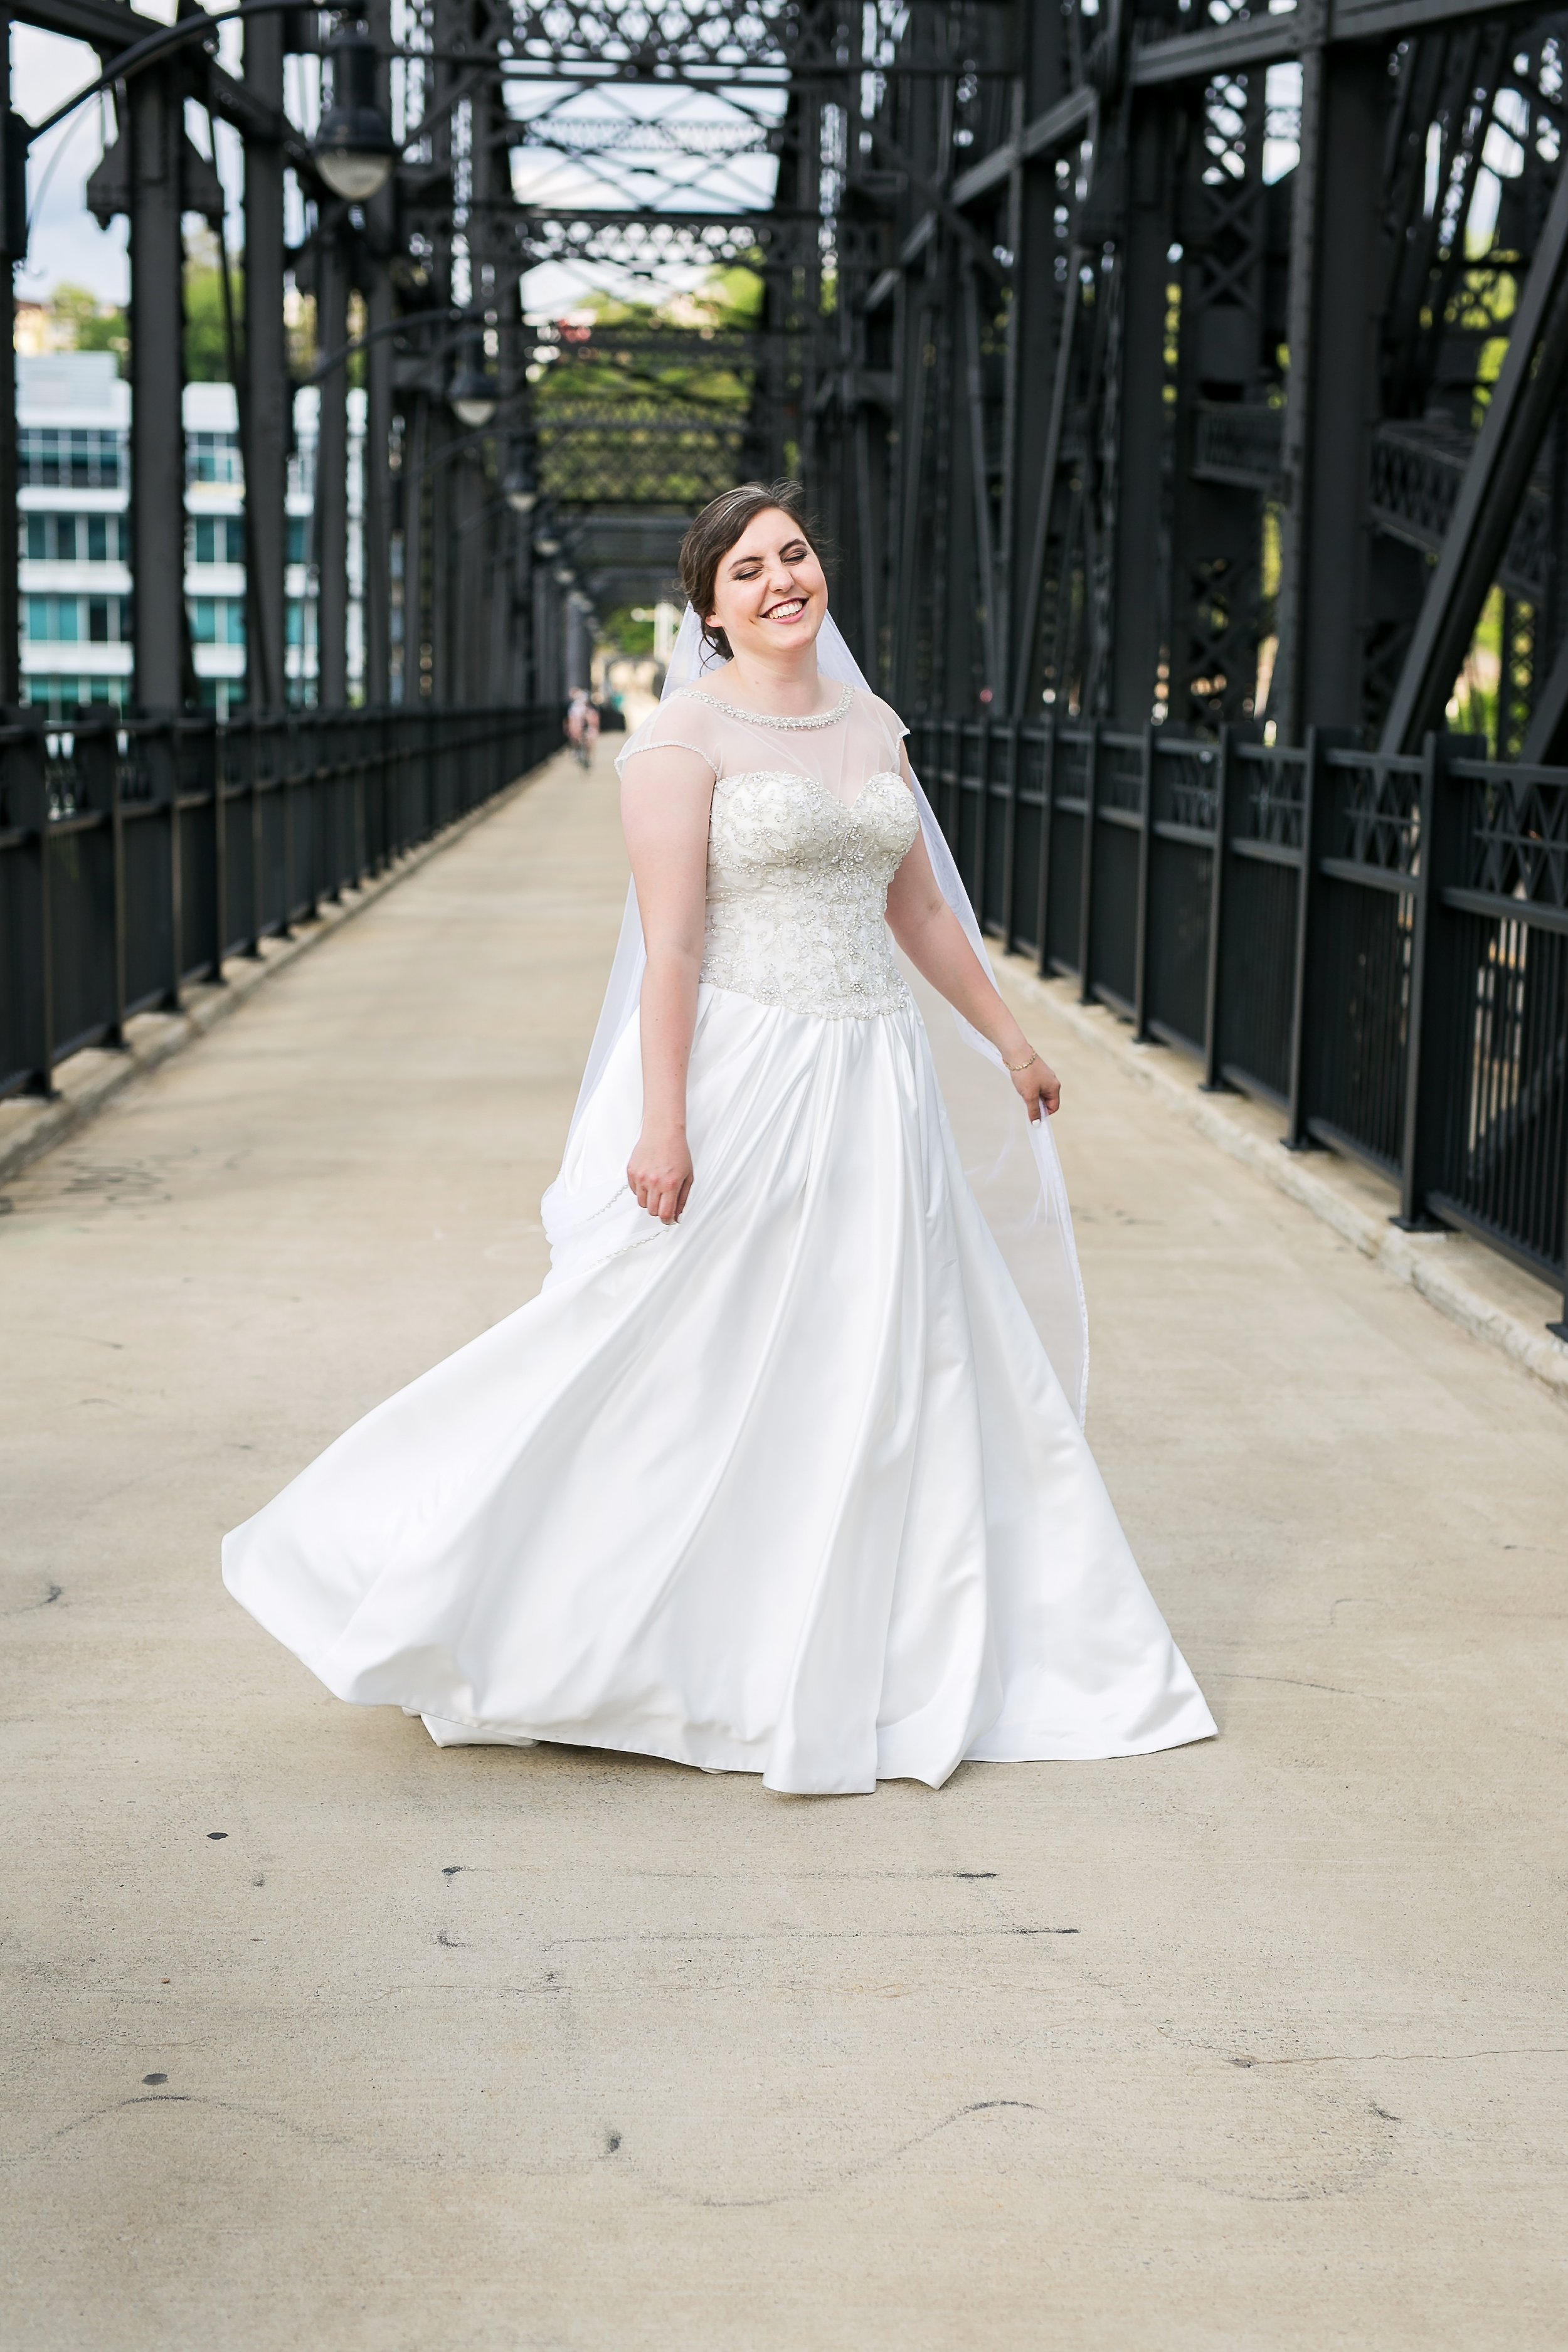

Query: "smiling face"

xmin=705 ymin=507 xmax=828 ymax=662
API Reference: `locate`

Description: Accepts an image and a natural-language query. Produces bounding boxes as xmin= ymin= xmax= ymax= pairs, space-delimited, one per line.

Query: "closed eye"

xmin=728 ymin=542 xmax=811 ymax=578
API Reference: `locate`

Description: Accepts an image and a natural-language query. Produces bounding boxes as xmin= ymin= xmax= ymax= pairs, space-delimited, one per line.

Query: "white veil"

xmin=562 ymin=605 xmax=1089 ymax=1424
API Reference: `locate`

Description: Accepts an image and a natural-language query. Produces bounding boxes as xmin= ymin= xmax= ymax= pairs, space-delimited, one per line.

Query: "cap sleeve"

xmin=615 ymin=692 xmax=724 ymax=780
xmin=862 ymin=690 xmax=911 ymax=754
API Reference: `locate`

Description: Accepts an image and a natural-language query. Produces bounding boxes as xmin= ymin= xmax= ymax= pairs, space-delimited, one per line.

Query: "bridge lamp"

xmin=534 ymin=534 xmax=561 ymax=558
xmin=553 ymin=565 xmax=576 ymax=587
xmin=314 ymin=25 xmax=397 ymax=203
xmin=503 ymin=441 xmax=538 ymax=515
xmin=448 ymin=334 xmax=499 ymax=430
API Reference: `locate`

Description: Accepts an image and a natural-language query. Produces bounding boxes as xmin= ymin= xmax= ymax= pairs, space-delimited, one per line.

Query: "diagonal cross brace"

xmin=1380 ymin=156 xmax=1568 ymax=753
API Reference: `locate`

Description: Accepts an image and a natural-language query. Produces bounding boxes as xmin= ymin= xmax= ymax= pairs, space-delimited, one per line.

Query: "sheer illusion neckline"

xmin=676 ymin=682 xmax=854 ymax=730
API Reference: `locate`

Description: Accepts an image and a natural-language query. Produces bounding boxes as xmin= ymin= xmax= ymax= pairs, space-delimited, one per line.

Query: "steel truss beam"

xmin=820 ymin=0 xmax=1568 ymax=761
xmin=7 ymin=0 xmax=1568 ymax=739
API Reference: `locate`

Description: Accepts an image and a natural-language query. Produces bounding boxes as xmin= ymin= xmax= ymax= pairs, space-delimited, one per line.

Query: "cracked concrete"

xmin=2 ymin=748 xmax=1565 ymax=2350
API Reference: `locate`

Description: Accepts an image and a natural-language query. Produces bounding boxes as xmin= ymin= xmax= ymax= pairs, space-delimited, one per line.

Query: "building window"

xmin=285 ymin=596 xmax=318 ymax=650
xmin=24 ymin=512 xmax=125 ymax=561
xmin=191 ymin=516 xmax=246 ymax=565
xmin=190 ymin=596 xmax=246 ymax=646
xmin=21 ymin=674 xmax=124 ymax=716
xmin=186 ymin=432 xmax=243 ymax=487
xmin=287 ymin=516 xmax=310 ymax=564
xmin=19 ymin=428 xmax=125 ymax=488
xmin=24 ymin=593 xmax=130 ymax=643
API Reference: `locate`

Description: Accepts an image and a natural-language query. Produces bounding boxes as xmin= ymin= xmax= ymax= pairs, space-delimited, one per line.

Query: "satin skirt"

xmin=222 ymin=986 xmax=1216 ymax=1794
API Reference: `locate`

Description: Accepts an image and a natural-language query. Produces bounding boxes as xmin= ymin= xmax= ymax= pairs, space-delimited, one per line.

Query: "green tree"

xmin=601 ymin=605 xmax=657 ymax=657
xmin=184 ymin=233 xmax=243 ymax=381
xmin=47 ymin=282 xmax=128 ymax=362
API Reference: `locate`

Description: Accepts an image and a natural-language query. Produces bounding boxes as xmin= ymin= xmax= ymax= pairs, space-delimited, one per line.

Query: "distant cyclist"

xmin=564 ymin=687 xmax=599 ymax=768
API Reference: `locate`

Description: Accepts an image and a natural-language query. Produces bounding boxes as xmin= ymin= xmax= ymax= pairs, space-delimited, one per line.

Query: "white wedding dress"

xmin=222 ymin=677 xmax=1216 ymax=1793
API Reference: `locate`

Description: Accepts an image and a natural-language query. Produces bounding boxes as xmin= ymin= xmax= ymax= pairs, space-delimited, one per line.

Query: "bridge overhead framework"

xmin=0 ymin=0 xmax=1565 ymax=737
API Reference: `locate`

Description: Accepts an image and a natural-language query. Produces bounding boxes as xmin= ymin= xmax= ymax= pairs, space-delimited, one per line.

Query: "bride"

xmin=223 ymin=482 xmax=1215 ymax=1794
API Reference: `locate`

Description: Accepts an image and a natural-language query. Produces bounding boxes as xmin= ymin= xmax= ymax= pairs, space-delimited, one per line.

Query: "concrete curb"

xmin=1004 ymin=958 xmax=1568 ymax=1406
xmin=0 ymin=763 xmax=545 ymax=1191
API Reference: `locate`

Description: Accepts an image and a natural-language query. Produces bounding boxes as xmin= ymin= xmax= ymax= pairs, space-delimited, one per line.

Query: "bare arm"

xmin=884 ymin=750 xmax=1061 ymax=1122
xmin=620 ymin=744 xmax=715 ymax=1221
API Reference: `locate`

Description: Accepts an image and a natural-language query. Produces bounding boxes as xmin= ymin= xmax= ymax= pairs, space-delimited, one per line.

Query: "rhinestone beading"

xmin=675 ymin=684 xmax=854 ymax=732
xmin=701 ymin=767 xmax=918 ymax=1019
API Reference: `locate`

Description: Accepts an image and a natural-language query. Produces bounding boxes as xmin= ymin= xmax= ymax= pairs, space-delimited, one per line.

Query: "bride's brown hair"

xmin=677 ymin=481 xmax=825 ymax=662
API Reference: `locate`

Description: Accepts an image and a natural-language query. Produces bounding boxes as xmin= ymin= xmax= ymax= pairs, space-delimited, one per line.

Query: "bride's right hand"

xmin=628 ymin=1128 xmax=694 ymax=1225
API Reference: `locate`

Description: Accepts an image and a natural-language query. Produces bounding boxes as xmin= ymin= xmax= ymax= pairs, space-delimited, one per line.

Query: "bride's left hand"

xmin=1010 ymin=1051 xmax=1061 ymax=1123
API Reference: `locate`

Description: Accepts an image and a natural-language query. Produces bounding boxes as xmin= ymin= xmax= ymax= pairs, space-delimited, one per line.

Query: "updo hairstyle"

xmin=677 ymin=480 xmax=824 ymax=662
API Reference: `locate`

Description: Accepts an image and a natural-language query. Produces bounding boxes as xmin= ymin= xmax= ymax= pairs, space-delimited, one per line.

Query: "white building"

xmin=16 ymin=352 xmax=353 ymax=718
xmin=18 ymin=352 xmax=132 ymax=716
xmin=184 ymin=378 xmax=247 ymax=716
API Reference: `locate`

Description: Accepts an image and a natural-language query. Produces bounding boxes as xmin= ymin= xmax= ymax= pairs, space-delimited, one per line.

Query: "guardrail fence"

xmin=908 ymin=714 xmax=1568 ymax=1333
xmin=0 ymin=704 xmax=559 ymax=1108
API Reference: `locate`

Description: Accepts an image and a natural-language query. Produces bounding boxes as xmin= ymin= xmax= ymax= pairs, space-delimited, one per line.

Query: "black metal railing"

xmin=908 ymin=713 xmax=1568 ymax=1331
xmin=0 ymin=703 xmax=561 ymax=1104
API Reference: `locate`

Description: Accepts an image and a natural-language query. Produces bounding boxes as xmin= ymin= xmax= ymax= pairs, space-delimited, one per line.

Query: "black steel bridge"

xmin=0 ymin=0 xmax=1565 ymax=1325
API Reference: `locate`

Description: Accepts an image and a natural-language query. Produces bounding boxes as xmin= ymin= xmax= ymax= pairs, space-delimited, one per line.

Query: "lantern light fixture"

xmin=447 ymin=331 xmax=499 ymax=429
xmin=503 ymin=439 xmax=538 ymax=515
xmin=313 ymin=24 xmax=397 ymax=203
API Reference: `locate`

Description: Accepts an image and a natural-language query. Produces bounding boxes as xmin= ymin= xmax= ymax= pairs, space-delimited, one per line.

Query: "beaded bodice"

xmin=702 ymin=768 xmax=919 ymax=1019
xmin=618 ymin=679 xmax=921 ymax=1021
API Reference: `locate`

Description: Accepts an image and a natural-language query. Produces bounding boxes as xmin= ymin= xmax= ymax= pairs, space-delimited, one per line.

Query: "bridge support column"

xmin=315 ymin=220 xmax=349 ymax=709
xmin=129 ymin=65 xmax=189 ymax=716
xmin=1108 ymin=100 xmax=1176 ymax=725
xmin=243 ymin=10 xmax=287 ymax=711
xmin=1271 ymin=46 xmax=1389 ymax=738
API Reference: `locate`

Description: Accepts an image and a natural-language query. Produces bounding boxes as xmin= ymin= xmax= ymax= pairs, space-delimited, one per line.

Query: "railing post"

xmin=1394 ymin=731 xmax=1471 ymax=1229
xmin=1034 ymin=709 xmax=1056 ymax=977
xmin=1283 ymin=726 xmax=1327 ymax=1146
xmin=999 ymin=718 xmax=1020 ymax=953
xmin=280 ymin=713 xmax=297 ymax=935
xmin=149 ymin=719 xmax=181 ymax=1009
xmin=1078 ymin=718 xmax=1099 ymax=1004
xmin=972 ymin=714 xmax=992 ymax=925
xmin=1200 ymin=723 xmax=1233 ymax=1088
xmin=304 ymin=714 xmax=322 ymax=919
xmin=247 ymin=715 xmax=266 ymax=953
xmin=188 ymin=716 xmax=221 ymax=983
xmin=73 ymin=721 xmax=125 ymax=1040
xmin=8 ymin=719 xmax=55 ymax=1093
xmin=322 ymin=715 xmax=342 ymax=906
xmin=1133 ymin=721 xmax=1155 ymax=1041
xmin=211 ymin=715 xmax=229 ymax=977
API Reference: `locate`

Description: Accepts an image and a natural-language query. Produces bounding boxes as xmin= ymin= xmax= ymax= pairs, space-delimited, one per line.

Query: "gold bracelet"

xmin=1003 ymin=1048 xmax=1039 ymax=1074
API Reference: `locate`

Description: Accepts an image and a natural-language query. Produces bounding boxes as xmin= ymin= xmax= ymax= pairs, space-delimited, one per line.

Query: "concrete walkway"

xmin=3 ymin=750 xmax=1564 ymax=2351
